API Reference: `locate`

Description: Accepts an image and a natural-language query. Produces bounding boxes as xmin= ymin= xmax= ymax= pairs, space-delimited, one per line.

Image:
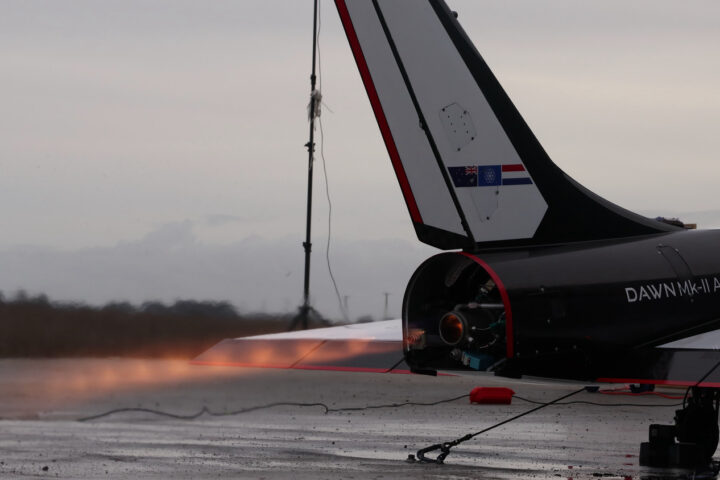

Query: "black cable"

xmin=512 ymin=395 xmax=682 ymax=408
xmin=77 ymin=394 xmax=470 ymax=422
xmin=78 ymin=390 xmax=688 ymax=423
xmin=414 ymin=387 xmax=587 ymax=464
xmin=329 ymin=394 xmax=469 ymax=412
xmin=319 ymin=117 xmax=347 ymax=322
xmin=313 ymin=0 xmax=348 ymax=322
xmin=77 ymin=403 xmax=330 ymax=422
xmin=411 ymin=361 xmax=720 ymax=465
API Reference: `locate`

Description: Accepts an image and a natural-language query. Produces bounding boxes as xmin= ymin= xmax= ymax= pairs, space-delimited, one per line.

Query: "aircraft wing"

xmin=597 ymin=332 xmax=720 ymax=387
xmin=191 ymin=319 xmax=409 ymax=373
xmin=193 ymin=320 xmax=720 ymax=386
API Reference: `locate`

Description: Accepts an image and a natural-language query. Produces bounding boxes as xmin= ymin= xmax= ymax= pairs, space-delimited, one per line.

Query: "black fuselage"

xmin=403 ymin=229 xmax=720 ymax=383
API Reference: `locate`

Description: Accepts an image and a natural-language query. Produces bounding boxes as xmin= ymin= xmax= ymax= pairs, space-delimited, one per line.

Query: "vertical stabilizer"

xmin=336 ymin=0 xmax=677 ymax=250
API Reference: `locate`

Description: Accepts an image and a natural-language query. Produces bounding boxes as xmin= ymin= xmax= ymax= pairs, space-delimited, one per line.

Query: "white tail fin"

xmin=336 ymin=0 xmax=676 ymax=250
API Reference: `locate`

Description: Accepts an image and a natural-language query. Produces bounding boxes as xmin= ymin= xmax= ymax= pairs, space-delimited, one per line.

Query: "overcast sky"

xmin=0 ymin=1 xmax=718 ymax=319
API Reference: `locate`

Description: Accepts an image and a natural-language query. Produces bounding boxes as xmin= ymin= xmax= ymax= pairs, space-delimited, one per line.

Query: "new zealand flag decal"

xmin=448 ymin=164 xmax=532 ymax=187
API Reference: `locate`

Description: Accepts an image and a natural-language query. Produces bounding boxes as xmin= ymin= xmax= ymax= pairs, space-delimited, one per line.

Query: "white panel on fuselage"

xmin=659 ymin=329 xmax=720 ymax=350
xmin=345 ymin=0 xmax=465 ymax=236
xmin=376 ymin=1 xmax=548 ymax=242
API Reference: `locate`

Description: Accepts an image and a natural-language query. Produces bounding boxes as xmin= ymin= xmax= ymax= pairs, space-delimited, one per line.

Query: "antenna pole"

xmin=290 ymin=0 xmax=320 ymax=331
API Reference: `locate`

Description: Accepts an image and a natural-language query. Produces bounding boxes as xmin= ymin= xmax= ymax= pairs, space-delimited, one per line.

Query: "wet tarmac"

xmin=0 ymin=359 xmax=706 ymax=479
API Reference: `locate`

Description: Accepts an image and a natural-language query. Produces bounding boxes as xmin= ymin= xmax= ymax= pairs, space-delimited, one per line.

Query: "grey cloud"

xmin=0 ymin=222 xmax=436 ymax=321
xmin=203 ymin=214 xmax=255 ymax=226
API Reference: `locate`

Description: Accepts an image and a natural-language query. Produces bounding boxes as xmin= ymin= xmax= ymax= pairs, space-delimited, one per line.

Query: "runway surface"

xmin=0 ymin=358 xmax=700 ymax=479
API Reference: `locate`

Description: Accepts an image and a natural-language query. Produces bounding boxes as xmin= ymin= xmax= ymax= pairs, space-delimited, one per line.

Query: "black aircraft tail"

xmin=335 ymin=0 xmax=677 ymax=250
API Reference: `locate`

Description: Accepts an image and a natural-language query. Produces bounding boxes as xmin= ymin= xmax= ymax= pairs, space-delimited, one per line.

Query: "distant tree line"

xmin=0 ymin=291 xmax=326 ymax=358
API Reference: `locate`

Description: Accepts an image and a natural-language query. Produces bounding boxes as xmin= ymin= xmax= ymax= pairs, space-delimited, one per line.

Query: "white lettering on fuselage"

xmin=625 ymin=276 xmax=720 ymax=303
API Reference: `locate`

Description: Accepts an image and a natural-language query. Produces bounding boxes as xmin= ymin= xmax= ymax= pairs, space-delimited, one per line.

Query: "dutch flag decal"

xmin=448 ymin=164 xmax=532 ymax=188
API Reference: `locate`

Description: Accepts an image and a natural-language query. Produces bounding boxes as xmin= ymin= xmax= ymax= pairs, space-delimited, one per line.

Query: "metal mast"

xmin=290 ymin=0 xmax=321 ymax=331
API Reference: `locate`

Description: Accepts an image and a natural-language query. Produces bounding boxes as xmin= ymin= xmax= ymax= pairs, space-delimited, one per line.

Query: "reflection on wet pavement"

xmin=0 ymin=359 xmax=716 ymax=479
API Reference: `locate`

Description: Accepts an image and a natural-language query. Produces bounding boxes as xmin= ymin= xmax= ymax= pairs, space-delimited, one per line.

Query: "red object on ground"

xmin=469 ymin=387 xmax=515 ymax=404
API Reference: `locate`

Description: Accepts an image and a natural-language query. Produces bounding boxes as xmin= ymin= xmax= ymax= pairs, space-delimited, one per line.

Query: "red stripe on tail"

xmin=335 ymin=0 xmax=423 ymax=224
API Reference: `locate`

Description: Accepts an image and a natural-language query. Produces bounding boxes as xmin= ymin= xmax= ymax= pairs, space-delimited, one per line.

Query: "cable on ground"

xmin=78 ymin=388 xmax=685 ymax=424
xmin=77 ymin=394 xmax=470 ymax=422
xmin=512 ymin=395 xmax=682 ymax=408
xmin=412 ymin=387 xmax=587 ymax=464
xmin=599 ymin=390 xmax=684 ymax=400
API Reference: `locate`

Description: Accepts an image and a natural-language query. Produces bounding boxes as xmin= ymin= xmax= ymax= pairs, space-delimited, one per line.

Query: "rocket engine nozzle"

xmin=438 ymin=306 xmax=501 ymax=350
